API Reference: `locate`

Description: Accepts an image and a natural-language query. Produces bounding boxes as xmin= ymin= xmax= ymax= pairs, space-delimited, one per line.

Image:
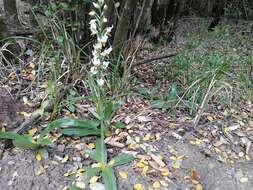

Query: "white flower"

xmin=101 ymin=46 xmax=112 ymax=56
xmin=89 ymin=11 xmax=96 ymax=16
xmin=90 ymin=20 xmax=98 ymax=35
xmin=103 ymin=18 xmax=108 ymax=23
xmin=98 ymin=0 xmax=104 ymax=4
xmin=94 ymin=42 xmax=102 ymax=50
xmin=115 ymin=2 xmax=120 ymax=8
xmin=102 ymin=61 xmax=110 ymax=69
xmin=105 ymin=26 xmax=113 ymax=35
xmin=98 ymin=35 xmax=108 ymax=45
xmin=97 ymin=78 xmax=105 ymax=86
xmin=90 ymin=67 xmax=98 ymax=75
xmin=93 ymin=2 xmax=100 ymax=9
xmin=92 ymin=56 xmax=101 ymax=66
xmin=89 ymin=19 xmax=96 ymax=25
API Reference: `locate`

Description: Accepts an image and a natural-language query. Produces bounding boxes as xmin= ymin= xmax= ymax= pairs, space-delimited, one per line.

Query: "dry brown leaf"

xmin=105 ymin=137 xmax=125 ymax=148
xmin=150 ymin=154 xmax=166 ymax=167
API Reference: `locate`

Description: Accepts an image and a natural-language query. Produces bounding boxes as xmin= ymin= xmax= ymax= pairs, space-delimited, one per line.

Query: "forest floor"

xmin=0 ymin=19 xmax=253 ymax=190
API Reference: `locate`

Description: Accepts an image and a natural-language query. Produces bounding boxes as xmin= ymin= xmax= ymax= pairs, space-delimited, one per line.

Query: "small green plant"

xmin=0 ymin=131 xmax=52 ymax=159
xmin=46 ymin=1 xmax=134 ymax=189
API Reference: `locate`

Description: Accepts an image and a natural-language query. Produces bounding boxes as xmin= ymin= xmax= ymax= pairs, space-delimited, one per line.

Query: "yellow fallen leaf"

xmin=136 ymin=162 xmax=146 ymax=168
xmin=153 ymin=181 xmax=161 ymax=189
xmin=143 ymin=134 xmax=151 ymax=141
xmin=119 ymin=171 xmax=128 ymax=179
xmin=87 ymin=143 xmax=95 ymax=149
xmin=192 ymin=179 xmax=199 ymax=184
xmin=141 ymin=165 xmax=149 ymax=176
xmin=207 ymin=116 xmax=214 ymax=121
xmin=190 ymin=139 xmax=203 ymax=145
xmin=64 ymin=172 xmax=70 ymax=177
xmin=172 ymin=162 xmax=181 ymax=169
xmin=135 ymin=136 xmax=141 ymax=143
xmin=155 ymin=133 xmax=161 ymax=141
xmin=28 ymin=128 xmax=37 ymax=136
xmin=61 ymin=155 xmax=69 ymax=163
xmin=161 ymin=171 xmax=171 ymax=177
xmin=128 ymin=143 xmax=140 ymax=150
xmin=89 ymin=176 xmax=99 ymax=184
xmin=18 ymin=112 xmax=31 ymax=118
xmin=36 ymin=152 xmax=42 ymax=161
xmin=176 ymin=155 xmax=185 ymax=160
xmin=195 ymin=184 xmax=203 ymax=190
xmin=134 ymin=183 xmax=144 ymax=190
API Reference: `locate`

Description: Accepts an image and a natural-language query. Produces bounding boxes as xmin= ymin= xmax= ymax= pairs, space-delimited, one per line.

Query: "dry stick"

xmin=192 ymin=74 xmax=216 ymax=128
xmin=134 ymin=52 xmax=178 ymax=67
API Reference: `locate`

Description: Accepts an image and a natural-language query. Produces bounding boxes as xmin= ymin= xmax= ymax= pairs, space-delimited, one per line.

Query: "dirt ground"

xmin=0 ymin=92 xmax=253 ymax=190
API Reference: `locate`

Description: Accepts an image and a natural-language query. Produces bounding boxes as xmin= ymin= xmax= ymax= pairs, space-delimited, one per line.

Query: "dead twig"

xmin=192 ymin=74 xmax=216 ymax=128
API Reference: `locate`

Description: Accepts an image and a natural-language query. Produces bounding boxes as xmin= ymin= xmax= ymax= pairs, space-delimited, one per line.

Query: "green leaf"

xmin=37 ymin=137 xmax=52 ymax=146
xmin=112 ymin=122 xmax=126 ymax=129
xmin=68 ymin=186 xmax=82 ymax=190
xmin=101 ymin=167 xmax=117 ymax=190
xmin=86 ymin=138 xmax=107 ymax=163
xmin=151 ymin=100 xmax=169 ymax=109
xmin=104 ymin=101 xmax=123 ymax=121
xmin=85 ymin=167 xmax=101 ymax=181
xmin=41 ymin=118 xmax=100 ymax=137
xmin=88 ymin=108 xmax=101 ymax=120
xmin=61 ymin=128 xmax=100 ymax=137
xmin=0 ymin=132 xmax=39 ymax=149
xmin=111 ymin=154 xmax=135 ymax=167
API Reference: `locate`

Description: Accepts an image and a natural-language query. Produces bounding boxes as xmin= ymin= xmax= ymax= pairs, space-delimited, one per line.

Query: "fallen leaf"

xmin=153 ymin=181 xmax=161 ymax=189
xmin=105 ymin=137 xmax=125 ymax=148
xmin=190 ymin=139 xmax=203 ymax=145
xmin=143 ymin=134 xmax=151 ymax=141
xmin=172 ymin=162 xmax=181 ymax=169
xmin=28 ymin=128 xmax=37 ymax=136
xmin=160 ymin=180 xmax=169 ymax=187
xmin=150 ymin=154 xmax=166 ymax=167
xmin=195 ymin=184 xmax=203 ymax=190
xmin=191 ymin=170 xmax=199 ymax=181
xmin=134 ymin=183 xmax=144 ymax=190
xmin=36 ymin=152 xmax=42 ymax=161
xmin=61 ymin=155 xmax=69 ymax=163
xmin=119 ymin=170 xmax=128 ymax=179
xmin=161 ymin=171 xmax=171 ymax=177
xmin=141 ymin=165 xmax=149 ymax=176
xmin=87 ymin=143 xmax=95 ymax=149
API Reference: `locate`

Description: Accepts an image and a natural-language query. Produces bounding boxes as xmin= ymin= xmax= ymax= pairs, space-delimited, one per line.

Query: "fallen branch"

xmin=134 ymin=52 xmax=178 ymax=67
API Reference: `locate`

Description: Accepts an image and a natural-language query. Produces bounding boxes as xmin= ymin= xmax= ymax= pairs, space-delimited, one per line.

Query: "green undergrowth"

xmin=134 ymin=24 xmax=253 ymax=115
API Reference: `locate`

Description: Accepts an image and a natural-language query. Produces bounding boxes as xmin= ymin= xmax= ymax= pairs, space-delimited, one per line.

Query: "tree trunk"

xmin=112 ymin=0 xmax=137 ymax=55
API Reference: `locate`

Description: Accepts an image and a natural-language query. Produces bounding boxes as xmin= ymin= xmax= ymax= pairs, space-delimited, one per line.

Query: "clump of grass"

xmin=137 ymin=23 xmax=252 ymax=115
